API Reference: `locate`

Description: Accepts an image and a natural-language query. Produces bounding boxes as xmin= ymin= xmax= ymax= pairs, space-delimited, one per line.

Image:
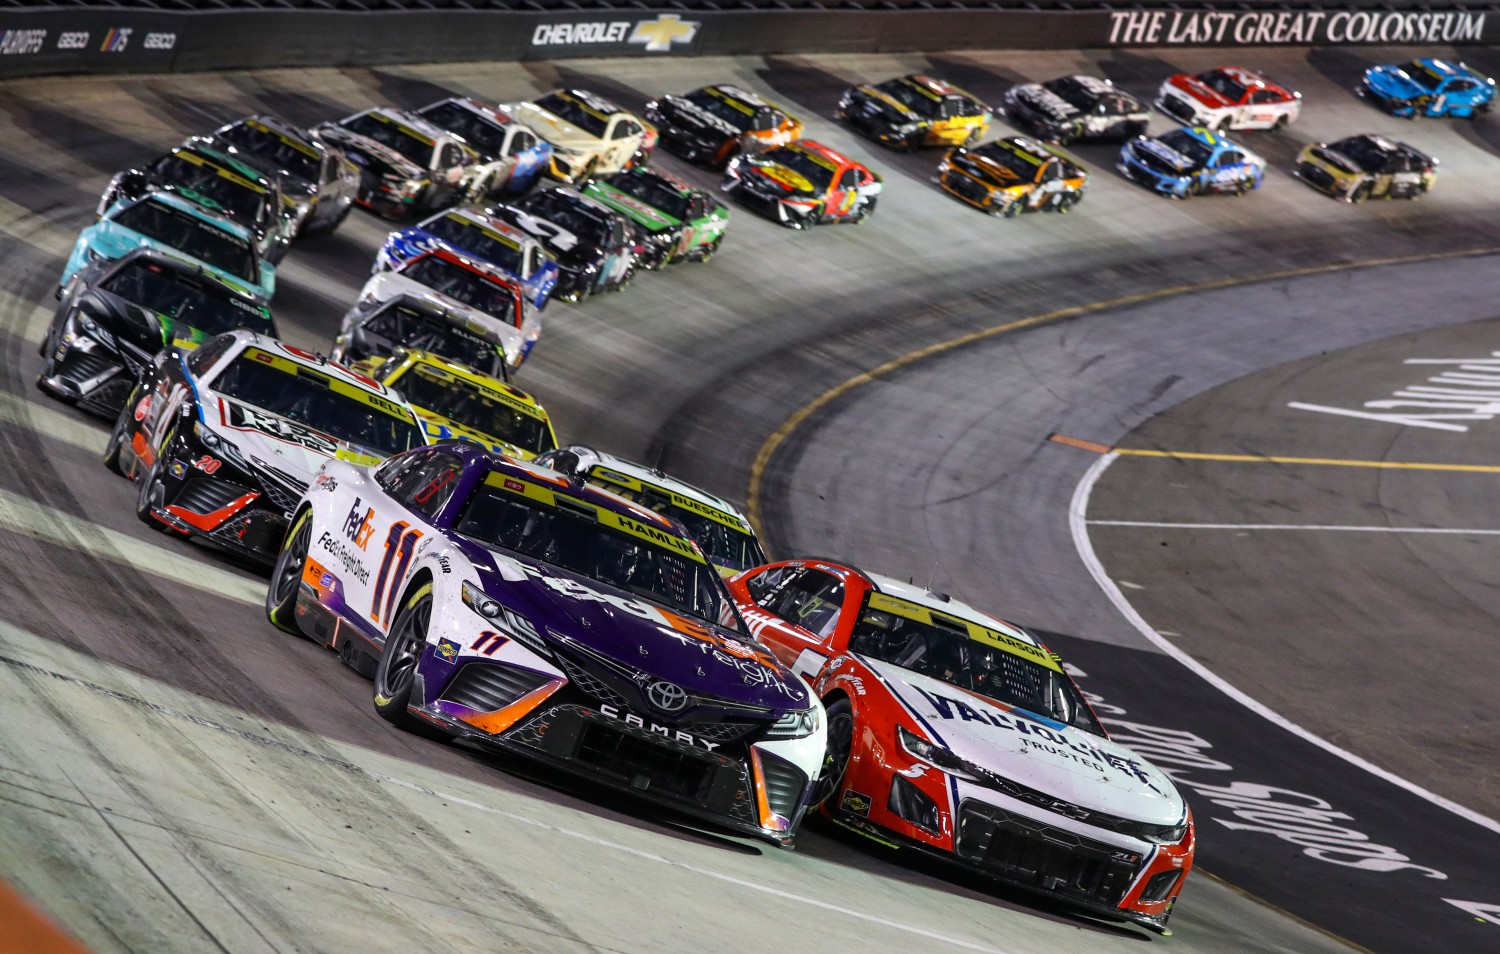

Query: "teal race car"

xmin=60 ymin=191 xmax=274 ymax=302
xmin=582 ymin=167 xmax=728 ymax=268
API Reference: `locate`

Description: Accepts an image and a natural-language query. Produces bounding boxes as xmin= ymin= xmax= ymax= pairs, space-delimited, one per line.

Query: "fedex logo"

xmin=343 ymin=498 xmax=375 ymax=549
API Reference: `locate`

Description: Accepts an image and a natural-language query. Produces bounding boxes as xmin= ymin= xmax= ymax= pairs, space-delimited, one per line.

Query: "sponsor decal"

xmin=98 ymin=27 xmax=131 ymax=53
xmin=0 ymin=29 xmax=46 ymax=55
xmin=599 ymin=704 xmax=720 ymax=751
xmin=532 ymin=21 xmax=630 ymax=47
xmin=436 ymin=639 xmax=461 ymax=662
xmin=629 ymin=15 xmax=698 ymax=52
xmin=143 ymin=32 xmax=175 ymax=51
xmin=317 ymin=531 xmax=370 ymax=586
xmin=191 ymin=455 xmax=222 ymax=475
xmin=342 ymin=498 xmax=376 ymax=549
xmin=226 ymin=402 xmax=338 ymax=456
xmin=313 ymin=473 xmax=338 ymax=492
xmin=530 ymin=13 xmax=698 ymax=52
xmin=168 ymin=459 xmax=188 ymax=479
xmin=56 ymin=32 xmax=88 ymax=51
xmin=471 ymin=631 xmax=509 ymax=656
xmin=1106 ymin=10 xmax=1485 ymax=46
xmin=318 ymin=572 xmax=334 ymax=587
xmin=841 ymin=789 xmax=872 ymax=816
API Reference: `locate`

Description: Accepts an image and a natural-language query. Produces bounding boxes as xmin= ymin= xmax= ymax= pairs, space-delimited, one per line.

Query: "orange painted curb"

xmin=0 ymin=880 xmax=91 ymax=954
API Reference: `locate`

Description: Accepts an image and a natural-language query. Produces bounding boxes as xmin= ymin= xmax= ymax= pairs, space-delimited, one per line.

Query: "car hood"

xmin=1007 ymin=84 xmax=1078 ymax=122
xmin=1364 ymin=66 xmax=1426 ymax=101
xmin=82 ymin=290 xmax=211 ymax=357
xmin=466 ymin=547 xmax=809 ymax=713
xmin=743 ymin=159 xmax=816 ymax=196
xmin=848 ymin=86 xmax=919 ymax=124
xmin=1166 ymin=74 xmax=1232 ymax=110
xmin=208 ymin=395 xmax=382 ymax=484
xmin=360 ymin=272 xmax=520 ymax=348
xmin=1304 ymin=144 xmax=1364 ymax=175
xmin=657 ymin=96 xmax=739 ymax=141
xmin=1129 ymin=137 xmax=1198 ymax=174
xmin=586 ymin=186 xmax=680 ymax=232
xmin=317 ymin=125 xmax=426 ymax=181
xmin=862 ymin=657 xmax=1185 ymax=826
xmin=508 ymin=104 xmax=603 ymax=152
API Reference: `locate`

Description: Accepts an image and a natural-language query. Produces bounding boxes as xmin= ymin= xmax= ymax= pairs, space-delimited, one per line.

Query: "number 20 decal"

xmin=371 ymin=521 xmax=423 ymax=624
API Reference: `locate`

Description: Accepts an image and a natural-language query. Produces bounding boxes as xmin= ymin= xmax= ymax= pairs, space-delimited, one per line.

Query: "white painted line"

xmin=0 ymin=486 xmax=262 ymax=606
xmin=1088 ymin=519 xmax=1500 ymax=535
xmin=0 ymin=391 xmax=104 ymax=453
xmin=0 ymin=196 xmax=77 ymax=260
xmin=1069 ymin=452 xmax=1500 ymax=837
xmin=0 ymin=636 xmax=1019 ymax=954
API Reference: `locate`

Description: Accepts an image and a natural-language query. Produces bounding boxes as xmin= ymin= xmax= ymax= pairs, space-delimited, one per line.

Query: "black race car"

xmin=644 ymin=84 xmax=802 ymax=168
xmin=38 ymin=248 xmax=277 ymax=418
xmin=329 ymin=292 xmax=511 ymax=380
xmin=194 ymin=115 xmax=359 ymax=237
xmin=98 ymin=143 xmax=295 ymax=264
xmin=486 ymin=188 xmax=637 ymax=302
xmin=108 ymin=329 xmax=425 ymax=562
xmin=311 ymin=108 xmax=480 ymax=219
xmin=1003 ymin=75 xmax=1150 ymax=146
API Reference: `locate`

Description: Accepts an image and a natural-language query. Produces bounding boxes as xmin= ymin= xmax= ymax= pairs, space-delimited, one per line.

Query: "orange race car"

xmin=645 ymin=84 xmax=802 ymax=168
xmin=721 ymin=140 xmax=883 ymax=229
xmin=727 ymin=558 xmax=1196 ymax=935
xmin=837 ymin=74 xmax=993 ymax=150
xmin=936 ymin=136 xmax=1088 ymax=217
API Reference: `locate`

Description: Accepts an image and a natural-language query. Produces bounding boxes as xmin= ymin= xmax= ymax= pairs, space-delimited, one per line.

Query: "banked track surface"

xmin=1 ymin=47 xmax=1498 ymax=953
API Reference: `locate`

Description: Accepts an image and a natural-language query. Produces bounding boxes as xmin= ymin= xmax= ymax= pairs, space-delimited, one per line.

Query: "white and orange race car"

xmin=727 ymin=558 xmax=1195 ymax=934
xmin=1154 ymin=66 xmax=1301 ymax=132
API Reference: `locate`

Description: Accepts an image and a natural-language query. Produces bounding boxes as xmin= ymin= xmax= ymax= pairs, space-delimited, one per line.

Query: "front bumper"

xmin=38 ymin=335 xmax=141 ymax=419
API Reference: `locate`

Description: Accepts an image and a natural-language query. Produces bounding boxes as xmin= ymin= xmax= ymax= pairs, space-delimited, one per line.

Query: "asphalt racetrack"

xmin=2 ymin=45 xmax=1499 ymax=954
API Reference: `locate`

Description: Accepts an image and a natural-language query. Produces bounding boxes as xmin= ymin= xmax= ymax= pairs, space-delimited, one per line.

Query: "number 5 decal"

xmin=372 ymin=521 xmax=423 ymax=624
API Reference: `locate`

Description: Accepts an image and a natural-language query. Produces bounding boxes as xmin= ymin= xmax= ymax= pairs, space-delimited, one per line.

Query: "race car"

xmin=536 ymin=445 xmax=767 ymax=578
xmin=582 ymin=168 xmax=729 ymax=268
xmin=61 ymin=191 xmax=273 ymax=303
xmin=1155 ymin=67 xmax=1300 ymax=132
xmin=374 ymin=207 xmax=559 ymax=311
xmin=415 ymin=97 xmax=553 ymax=198
xmin=644 ymin=84 xmax=802 ymax=167
xmin=497 ymin=89 xmax=657 ymax=185
xmin=195 ymin=115 xmax=360 ymax=237
xmin=722 ymin=141 xmax=883 ymax=229
xmin=97 ymin=143 xmax=295 ymax=265
xmin=1118 ymin=127 xmax=1266 ymax=199
xmin=837 ymin=75 xmax=992 ymax=150
xmin=264 ymin=444 xmax=826 ymax=847
xmin=355 ymin=350 xmax=558 ymax=459
xmin=38 ymin=248 xmax=277 ymax=418
xmin=1358 ymin=59 xmax=1495 ymax=118
xmin=107 ymin=331 xmax=425 ymax=563
xmin=486 ymin=188 xmax=637 ymax=302
xmin=727 ymin=559 xmax=1194 ymax=933
xmin=1294 ymin=134 xmax=1437 ymax=203
xmin=331 ymin=293 xmax=512 ymax=381
xmin=351 ymin=248 xmax=538 ymax=373
xmin=312 ymin=108 xmax=482 ymax=219
xmin=1002 ymin=75 xmax=1150 ymax=145
xmin=935 ymin=136 xmax=1087 ymax=217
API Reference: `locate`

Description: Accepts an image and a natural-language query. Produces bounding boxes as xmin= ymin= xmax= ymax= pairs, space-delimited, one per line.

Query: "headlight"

xmin=461 ymin=580 xmax=504 ymax=620
xmin=77 ymin=313 xmax=99 ymax=334
xmin=898 ymin=725 xmax=978 ymax=780
xmin=194 ymin=422 xmax=248 ymax=469
xmin=764 ymin=704 xmax=822 ymax=740
xmin=461 ymin=580 xmax=550 ymax=656
xmin=1117 ymin=819 xmax=1189 ymax=845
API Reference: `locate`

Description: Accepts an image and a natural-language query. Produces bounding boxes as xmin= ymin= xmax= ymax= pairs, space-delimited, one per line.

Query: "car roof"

xmin=174 ymin=144 xmax=273 ymax=189
xmin=345 ymin=108 xmax=446 ymax=144
xmin=482 ymin=452 xmax=697 ymax=542
xmin=234 ymin=115 xmax=325 ymax=154
xmin=786 ymin=139 xmax=853 ymax=168
xmin=546 ymin=88 xmax=625 ymax=116
xmin=212 ymin=331 xmax=403 ymax=397
xmin=864 ymin=571 xmax=1041 ymax=646
xmin=402 ymin=247 xmax=523 ymax=289
xmin=426 ymin=96 xmax=515 ymax=128
xmin=705 ymin=84 xmax=771 ymax=109
xmin=424 ymin=207 xmax=535 ymax=247
xmin=110 ymin=246 xmax=264 ymax=299
xmin=396 ymin=350 xmax=549 ymax=415
xmin=574 ymin=448 xmax=753 ymax=530
xmin=1065 ymin=74 xmax=1114 ymax=95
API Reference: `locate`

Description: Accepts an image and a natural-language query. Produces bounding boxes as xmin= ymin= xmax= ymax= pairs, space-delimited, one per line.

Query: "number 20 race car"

xmin=266 ymin=445 xmax=827 ymax=845
xmin=727 ymin=559 xmax=1194 ymax=934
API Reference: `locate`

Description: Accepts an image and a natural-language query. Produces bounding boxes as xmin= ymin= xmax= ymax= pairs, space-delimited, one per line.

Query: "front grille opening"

xmin=556 ymin=655 xmax=628 ymax=709
xmin=440 ymin=663 xmax=552 ymax=712
xmin=176 ymin=478 xmax=253 ymax=515
xmin=757 ymin=751 xmax=808 ymax=821
xmin=55 ymin=350 xmax=123 ymax=387
xmin=574 ymin=721 xmax=714 ymax=803
xmin=888 ymin=775 xmax=941 ymax=834
xmin=959 ymin=803 xmax=1139 ymax=906
xmin=1139 ymin=869 xmax=1181 ymax=904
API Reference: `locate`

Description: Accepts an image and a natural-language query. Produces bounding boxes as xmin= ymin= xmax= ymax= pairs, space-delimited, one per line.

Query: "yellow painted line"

xmin=745 ymin=245 xmax=1500 ymax=536
xmin=1114 ymin=448 xmax=1500 ymax=474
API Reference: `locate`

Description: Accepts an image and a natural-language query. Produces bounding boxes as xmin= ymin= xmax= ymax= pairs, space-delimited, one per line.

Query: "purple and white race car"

xmin=266 ymin=442 xmax=827 ymax=845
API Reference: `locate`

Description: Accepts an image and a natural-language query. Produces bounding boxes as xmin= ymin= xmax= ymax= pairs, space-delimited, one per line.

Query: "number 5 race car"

xmin=727 ymin=559 xmax=1194 ymax=934
xmin=265 ymin=444 xmax=826 ymax=846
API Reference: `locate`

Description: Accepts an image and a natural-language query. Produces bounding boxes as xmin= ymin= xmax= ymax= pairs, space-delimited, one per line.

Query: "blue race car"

xmin=61 ymin=191 xmax=274 ymax=302
xmin=1359 ymin=59 xmax=1495 ymax=118
xmin=1117 ymin=126 xmax=1266 ymax=199
xmin=415 ymin=97 xmax=553 ymax=198
xmin=373 ymin=207 xmax=558 ymax=311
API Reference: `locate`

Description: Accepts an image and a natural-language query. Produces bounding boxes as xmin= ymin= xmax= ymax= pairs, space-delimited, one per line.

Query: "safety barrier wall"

xmin=1 ymin=6 xmax=1497 ymax=79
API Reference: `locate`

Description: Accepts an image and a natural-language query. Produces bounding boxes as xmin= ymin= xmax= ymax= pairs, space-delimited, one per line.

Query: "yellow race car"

xmin=1293 ymin=134 xmax=1436 ymax=203
xmin=354 ymin=350 xmax=558 ymax=460
xmin=936 ymin=136 xmax=1088 ymax=217
xmin=837 ymin=74 xmax=992 ymax=150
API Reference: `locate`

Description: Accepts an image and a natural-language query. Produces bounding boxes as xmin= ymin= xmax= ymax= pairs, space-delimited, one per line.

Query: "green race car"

xmin=582 ymin=167 xmax=728 ymax=268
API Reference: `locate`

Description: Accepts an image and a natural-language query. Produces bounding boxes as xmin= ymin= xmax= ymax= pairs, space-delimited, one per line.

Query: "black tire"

xmin=963 ymin=127 xmax=982 ymax=146
xmin=373 ymin=586 xmax=448 ymax=740
xmin=1271 ymin=115 xmax=1289 ymax=134
xmin=266 ymin=508 xmax=312 ymax=635
xmin=102 ymin=394 xmax=132 ymax=476
xmin=694 ymin=236 xmax=722 ymax=263
xmin=1351 ymin=182 xmax=1373 ymax=204
xmin=133 ymin=428 xmax=173 ymax=532
xmin=1002 ymin=198 xmax=1021 ymax=219
xmin=1236 ymin=177 xmax=1255 ymax=197
xmin=852 ymin=196 xmax=877 ymax=224
xmin=1215 ymin=117 xmax=1232 ymax=134
xmin=810 ymin=697 xmax=854 ymax=809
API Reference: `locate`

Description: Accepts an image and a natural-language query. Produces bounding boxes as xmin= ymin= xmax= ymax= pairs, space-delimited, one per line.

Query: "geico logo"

xmin=57 ymin=32 xmax=89 ymax=51
xmin=143 ymin=32 xmax=176 ymax=50
xmin=598 ymin=704 xmax=720 ymax=751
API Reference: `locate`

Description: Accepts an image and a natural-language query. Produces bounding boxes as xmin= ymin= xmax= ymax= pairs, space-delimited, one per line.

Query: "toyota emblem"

xmin=647 ymin=680 xmax=688 ymax=713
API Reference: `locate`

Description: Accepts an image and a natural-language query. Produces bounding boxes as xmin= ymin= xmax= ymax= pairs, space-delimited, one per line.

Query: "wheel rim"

xmin=380 ymin=598 xmax=429 ymax=700
xmin=270 ymin=516 xmax=311 ymax=610
xmin=811 ymin=707 xmax=854 ymax=806
xmin=138 ymin=456 xmax=164 ymax=516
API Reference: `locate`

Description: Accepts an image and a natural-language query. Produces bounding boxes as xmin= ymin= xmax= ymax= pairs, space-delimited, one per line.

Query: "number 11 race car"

xmin=727 ymin=559 xmax=1194 ymax=933
xmin=265 ymin=444 xmax=826 ymax=845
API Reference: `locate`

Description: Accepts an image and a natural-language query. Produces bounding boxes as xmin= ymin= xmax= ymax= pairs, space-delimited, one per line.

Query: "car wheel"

xmin=809 ymin=697 xmax=854 ymax=808
xmin=134 ymin=429 xmax=174 ymax=532
xmin=1351 ymin=181 xmax=1373 ymax=204
xmin=102 ymin=394 xmax=133 ymax=476
xmin=852 ymin=196 xmax=877 ymax=224
xmin=1271 ymin=115 xmax=1289 ymax=133
xmin=465 ymin=171 xmax=494 ymax=204
xmin=694 ymin=236 xmax=722 ymax=263
xmin=373 ymin=586 xmax=447 ymax=739
xmin=266 ymin=507 xmax=312 ymax=635
xmin=1002 ymin=198 xmax=1021 ymax=219
xmin=963 ymin=127 xmax=982 ymax=146
xmin=1215 ymin=117 xmax=1232 ymax=133
xmin=1236 ymin=177 xmax=1255 ymax=196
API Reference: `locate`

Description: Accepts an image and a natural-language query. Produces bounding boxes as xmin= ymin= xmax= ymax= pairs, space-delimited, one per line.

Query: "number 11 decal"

xmin=372 ymin=521 xmax=423 ymax=624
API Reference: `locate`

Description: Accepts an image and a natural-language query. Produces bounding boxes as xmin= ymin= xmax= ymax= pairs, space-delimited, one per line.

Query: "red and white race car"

xmin=1154 ymin=66 xmax=1301 ymax=132
xmin=728 ymin=558 xmax=1195 ymax=934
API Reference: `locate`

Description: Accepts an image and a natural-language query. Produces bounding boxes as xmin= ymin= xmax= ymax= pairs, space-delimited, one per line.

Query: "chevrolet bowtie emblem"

xmin=629 ymin=14 xmax=698 ymax=52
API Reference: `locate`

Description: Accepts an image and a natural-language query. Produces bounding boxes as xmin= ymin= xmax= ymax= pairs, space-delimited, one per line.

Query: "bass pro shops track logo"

xmin=530 ymin=14 xmax=699 ymax=53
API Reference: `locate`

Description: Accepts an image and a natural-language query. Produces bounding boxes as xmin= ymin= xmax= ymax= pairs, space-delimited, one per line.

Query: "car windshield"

xmin=961 ymin=142 xmax=1040 ymax=183
xmin=874 ymin=78 xmax=942 ymax=118
xmin=685 ymin=89 xmax=758 ymax=132
xmin=153 ymin=154 xmax=268 ymax=226
xmin=457 ymin=480 xmax=736 ymax=628
xmin=849 ymin=599 xmax=1103 ymax=735
xmin=214 ymin=122 xmax=320 ymax=185
xmin=586 ymin=474 xmax=764 ymax=571
xmin=1198 ymin=69 xmax=1249 ymax=102
xmin=535 ymin=93 xmax=611 ymax=139
xmin=363 ymin=303 xmax=506 ymax=376
xmin=209 ymin=348 xmax=424 ymax=456
xmin=103 ymin=259 xmax=274 ymax=335
xmin=397 ymin=364 xmax=553 ymax=454
xmin=764 ymin=147 xmax=835 ymax=192
xmin=400 ymin=256 xmax=519 ymax=325
xmin=112 ymin=198 xmax=258 ymax=284
xmin=342 ymin=114 xmax=434 ymax=167
xmin=515 ymin=193 xmax=610 ymax=249
xmin=1330 ymin=136 xmax=1389 ymax=172
xmin=1044 ymin=77 xmax=1098 ymax=110
xmin=1400 ymin=61 xmax=1443 ymax=90
xmin=1157 ymin=129 xmax=1214 ymax=166
xmin=418 ymin=101 xmax=507 ymax=158
xmin=421 ymin=213 xmax=525 ymax=275
xmin=605 ymin=173 xmax=690 ymax=221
